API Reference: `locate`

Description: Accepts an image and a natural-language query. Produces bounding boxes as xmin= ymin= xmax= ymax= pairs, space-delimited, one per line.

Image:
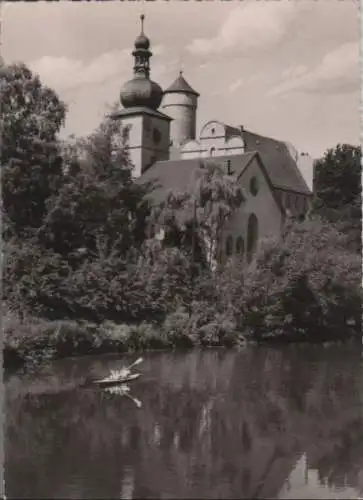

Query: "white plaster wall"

xmin=200 ymin=121 xmax=225 ymax=139
xmin=180 ymin=139 xmax=203 ymax=159
xmin=119 ymin=114 xmax=170 ymax=177
xmin=224 ymin=136 xmax=245 ymax=156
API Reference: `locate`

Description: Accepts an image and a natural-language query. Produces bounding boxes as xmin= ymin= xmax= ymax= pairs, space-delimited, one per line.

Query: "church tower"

xmin=162 ymin=72 xmax=199 ymax=147
xmin=111 ymin=15 xmax=172 ymax=177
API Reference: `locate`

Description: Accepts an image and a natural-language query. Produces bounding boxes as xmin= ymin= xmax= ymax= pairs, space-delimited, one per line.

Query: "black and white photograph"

xmin=2 ymin=0 xmax=362 ymax=498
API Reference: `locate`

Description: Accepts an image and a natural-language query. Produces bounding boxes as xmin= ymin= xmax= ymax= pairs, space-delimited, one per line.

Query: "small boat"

xmin=93 ymin=372 xmax=140 ymax=387
xmin=90 ymin=357 xmax=143 ymax=388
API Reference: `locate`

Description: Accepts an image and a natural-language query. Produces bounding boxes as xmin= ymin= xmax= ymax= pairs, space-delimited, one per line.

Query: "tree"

xmin=313 ymin=144 xmax=361 ymax=252
xmin=1 ymin=63 xmax=67 ymax=237
xmin=38 ymin=117 xmax=150 ymax=260
xmin=152 ymin=160 xmax=246 ymax=267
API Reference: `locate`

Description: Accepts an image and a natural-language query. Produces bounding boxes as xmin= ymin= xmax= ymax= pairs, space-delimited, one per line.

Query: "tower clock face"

xmin=153 ymin=127 xmax=161 ymax=144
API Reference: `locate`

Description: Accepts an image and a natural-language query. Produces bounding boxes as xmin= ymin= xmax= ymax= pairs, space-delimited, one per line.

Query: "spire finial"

xmin=178 ymin=54 xmax=184 ymax=77
xmin=140 ymin=14 xmax=145 ymax=34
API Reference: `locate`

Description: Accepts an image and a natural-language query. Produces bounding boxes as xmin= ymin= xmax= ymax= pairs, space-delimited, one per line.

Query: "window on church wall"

xmin=210 ymin=147 xmax=216 ymax=156
xmin=225 ymin=235 xmax=233 ymax=257
xmin=153 ymin=127 xmax=161 ymax=144
xmin=122 ymin=126 xmax=131 ymax=142
xmin=247 ymin=213 xmax=258 ymax=263
xmin=236 ymin=236 xmax=244 ymax=256
xmin=249 ymin=176 xmax=259 ymax=196
xmin=302 ymin=196 xmax=307 ymax=212
xmin=226 ymin=159 xmax=234 ymax=175
xmin=144 ymin=117 xmax=151 ymax=131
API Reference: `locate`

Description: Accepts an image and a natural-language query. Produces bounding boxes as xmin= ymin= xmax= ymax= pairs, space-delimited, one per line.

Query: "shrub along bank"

xmin=4 ymin=218 xmax=361 ymax=371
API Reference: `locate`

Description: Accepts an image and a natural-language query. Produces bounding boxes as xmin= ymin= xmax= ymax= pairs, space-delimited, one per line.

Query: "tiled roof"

xmin=137 ymin=153 xmax=256 ymax=205
xmin=225 ymin=124 xmax=242 ymax=138
xmin=110 ymin=106 xmax=172 ymax=121
xmin=164 ymin=73 xmax=200 ymax=97
xmin=242 ymin=129 xmax=312 ymax=195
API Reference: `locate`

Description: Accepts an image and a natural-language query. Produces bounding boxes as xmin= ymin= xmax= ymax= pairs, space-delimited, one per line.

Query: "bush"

xmin=4 ymin=217 xmax=360 ymax=370
xmin=220 ymin=217 xmax=362 ymax=341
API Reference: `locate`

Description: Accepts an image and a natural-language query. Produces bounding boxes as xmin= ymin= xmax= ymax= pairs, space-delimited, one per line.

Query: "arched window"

xmin=247 ymin=213 xmax=258 ymax=262
xmin=210 ymin=146 xmax=216 ymax=156
xmin=249 ymin=176 xmax=259 ymax=196
xmin=225 ymin=235 xmax=233 ymax=256
xmin=236 ymin=236 xmax=244 ymax=255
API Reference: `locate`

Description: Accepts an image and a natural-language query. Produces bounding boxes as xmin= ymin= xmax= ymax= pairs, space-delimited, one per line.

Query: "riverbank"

xmin=3 ymin=312 xmax=244 ymax=371
xmin=4 ymin=311 xmax=359 ymax=372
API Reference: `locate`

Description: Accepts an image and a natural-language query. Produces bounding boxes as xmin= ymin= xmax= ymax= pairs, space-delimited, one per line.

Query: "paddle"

xmin=116 ymin=357 xmax=143 ymax=378
xmin=126 ymin=357 xmax=143 ymax=371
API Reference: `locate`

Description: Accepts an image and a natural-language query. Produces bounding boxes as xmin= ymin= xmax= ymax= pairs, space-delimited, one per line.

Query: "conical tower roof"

xmin=164 ymin=71 xmax=199 ymax=97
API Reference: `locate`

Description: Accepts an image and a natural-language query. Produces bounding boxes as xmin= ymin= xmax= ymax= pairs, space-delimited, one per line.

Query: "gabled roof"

xmin=137 ymin=153 xmax=256 ymax=205
xmin=242 ymin=129 xmax=312 ymax=195
xmin=164 ymin=73 xmax=200 ymax=97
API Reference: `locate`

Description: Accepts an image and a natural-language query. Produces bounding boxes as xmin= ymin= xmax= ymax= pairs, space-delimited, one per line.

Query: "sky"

xmin=2 ymin=0 xmax=360 ymax=160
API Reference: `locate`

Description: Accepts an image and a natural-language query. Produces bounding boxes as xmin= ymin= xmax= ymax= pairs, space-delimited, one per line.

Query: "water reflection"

xmin=5 ymin=344 xmax=363 ymax=499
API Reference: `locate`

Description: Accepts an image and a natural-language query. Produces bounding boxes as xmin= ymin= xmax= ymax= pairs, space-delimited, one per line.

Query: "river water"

xmin=5 ymin=344 xmax=363 ymax=499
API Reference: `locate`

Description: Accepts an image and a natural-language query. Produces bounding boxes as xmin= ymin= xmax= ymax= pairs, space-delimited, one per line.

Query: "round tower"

xmin=162 ymin=71 xmax=199 ymax=147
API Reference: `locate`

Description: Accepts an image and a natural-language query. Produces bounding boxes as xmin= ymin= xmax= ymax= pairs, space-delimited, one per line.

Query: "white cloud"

xmin=29 ymin=44 xmax=166 ymax=95
xmin=29 ymin=49 xmax=131 ymax=94
xmin=187 ymin=2 xmax=302 ymax=56
xmin=281 ymin=65 xmax=309 ymax=80
xmin=269 ymin=42 xmax=359 ymax=96
xmin=229 ymin=78 xmax=245 ymax=93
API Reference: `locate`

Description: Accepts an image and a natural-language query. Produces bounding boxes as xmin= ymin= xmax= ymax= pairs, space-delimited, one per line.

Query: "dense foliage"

xmin=1 ymin=63 xmax=66 ymax=238
xmin=312 ymin=144 xmax=362 ymax=253
xmin=3 ymin=63 xmax=361 ymax=369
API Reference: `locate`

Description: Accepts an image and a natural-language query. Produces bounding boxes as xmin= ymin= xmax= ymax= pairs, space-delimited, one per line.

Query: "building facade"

xmin=111 ymin=16 xmax=314 ymax=263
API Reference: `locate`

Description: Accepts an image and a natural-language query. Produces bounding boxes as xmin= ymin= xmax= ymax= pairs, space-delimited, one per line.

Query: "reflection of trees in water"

xmin=5 ymin=344 xmax=363 ymax=499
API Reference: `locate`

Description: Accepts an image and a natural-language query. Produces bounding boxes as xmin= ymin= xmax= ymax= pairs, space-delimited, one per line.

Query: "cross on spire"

xmin=178 ymin=54 xmax=184 ymax=77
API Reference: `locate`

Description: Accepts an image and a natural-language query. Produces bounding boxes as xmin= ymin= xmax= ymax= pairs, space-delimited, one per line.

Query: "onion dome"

xmin=134 ymin=33 xmax=150 ymax=50
xmin=119 ymin=14 xmax=163 ymax=110
xmin=120 ymin=76 xmax=163 ymax=110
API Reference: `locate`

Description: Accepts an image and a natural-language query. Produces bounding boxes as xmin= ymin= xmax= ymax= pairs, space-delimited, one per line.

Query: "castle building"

xmin=111 ymin=16 xmax=313 ymax=262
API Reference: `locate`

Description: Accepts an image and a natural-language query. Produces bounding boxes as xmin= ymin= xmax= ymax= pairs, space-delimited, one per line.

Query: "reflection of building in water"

xmin=279 ymin=453 xmax=362 ymax=499
xmin=111 ymin=15 xmax=314 ymax=264
xmin=305 ymin=420 xmax=363 ymax=497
